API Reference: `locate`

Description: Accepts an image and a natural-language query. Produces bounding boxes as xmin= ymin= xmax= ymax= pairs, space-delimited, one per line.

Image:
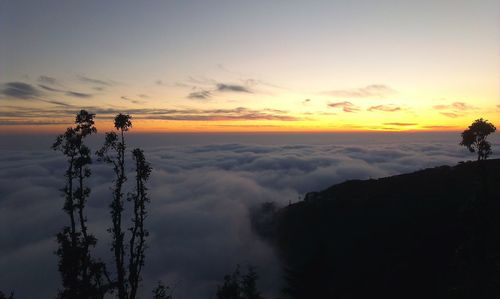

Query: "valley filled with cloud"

xmin=1 ymin=133 xmax=499 ymax=298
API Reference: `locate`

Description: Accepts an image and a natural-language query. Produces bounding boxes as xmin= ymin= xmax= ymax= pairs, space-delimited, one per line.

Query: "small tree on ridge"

xmin=460 ymin=118 xmax=496 ymax=161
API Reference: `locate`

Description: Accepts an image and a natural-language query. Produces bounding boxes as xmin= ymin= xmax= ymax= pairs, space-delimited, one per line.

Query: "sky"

xmin=1 ymin=0 xmax=499 ymax=132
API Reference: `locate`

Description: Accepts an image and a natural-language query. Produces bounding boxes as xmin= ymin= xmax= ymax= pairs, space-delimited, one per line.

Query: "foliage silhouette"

xmin=260 ymin=159 xmax=500 ymax=298
xmin=0 ymin=291 xmax=14 ymax=299
xmin=52 ymin=110 xmax=110 ymax=299
xmin=216 ymin=266 xmax=265 ymax=299
xmin=460 ymin=118 xmax=496 ymax=161
xmin=96 ymin=113 xmax=132 ymax=299
xmin=152 ymin=282 xmax=173 ymax=299
xmin=97 ymin=114 xmax=155 ymax=299
xmin=128 ymin=148 xmax=152 ymax=299
xmin=52 ymin=111 xmax=160 ymax=298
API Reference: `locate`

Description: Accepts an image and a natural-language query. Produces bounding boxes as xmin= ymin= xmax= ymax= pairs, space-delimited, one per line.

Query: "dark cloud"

xmin=368 ymin=105 xmax=401 ymax=112
xmin=0 ymin=106 xmax=299 ymax=126
xmin=216 ymin=83 xmax=252 ymax=93
xmin=188 ymin=90 xmax=212 ymax=100
xmin=37 ymin=75 xmax=57 ymax=85
xmin=139 ymin=94 xmax=149 ymax=99
xmin=38 ymin=84 xmax=62 ymax=92
xmin=325 ymin=84 xmax=395 ymax=98
xmin=38 ymin=84 xmax=92 ymax=98
xmin=65 ymin=91 xmax=92 ymax=98
xmin=1 ymin=134 xmax=500 ymax=298
xmin=139 ymin=107 xmax=298 ymax=121
xmin=43 ymin=100 xmax=74 ymax=107
xmin=0 ymin=120 xmax=70 ymax=126
xmin=77 ymin=75 xmax=112 ymax=86
xmin=1 ymin=82 xmax=41 ymax=99
xmin=383 ymin=122 xmax=417 ymax=126
xmin=328 ymin=101 xmax=360 ymax=112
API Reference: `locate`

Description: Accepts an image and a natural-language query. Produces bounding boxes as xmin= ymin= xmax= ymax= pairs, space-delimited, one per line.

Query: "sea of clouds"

xmin=1 ymin=133 xmax=499 ymax=298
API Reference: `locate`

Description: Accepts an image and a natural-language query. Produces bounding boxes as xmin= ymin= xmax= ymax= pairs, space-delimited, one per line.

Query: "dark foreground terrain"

xmin=254 ymin=159 xmax=500 ymax=299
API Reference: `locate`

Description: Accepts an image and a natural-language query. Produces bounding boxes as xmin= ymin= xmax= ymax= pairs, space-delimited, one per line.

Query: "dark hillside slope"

xmin=272 ymin=159 xmax=500 ymax=298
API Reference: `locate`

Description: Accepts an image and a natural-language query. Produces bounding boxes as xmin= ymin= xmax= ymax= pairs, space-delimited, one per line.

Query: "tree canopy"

xmin=460 ymin=118 xmax=496 ymax=161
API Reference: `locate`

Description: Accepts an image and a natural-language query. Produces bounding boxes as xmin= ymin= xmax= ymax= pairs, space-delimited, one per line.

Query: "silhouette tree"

xmin=152 ymin=282 xmax=173 ymax=299
xmin=216 ymin=266 xmax=264 ymax=299
xmin=241 ymin=267 xmax=264 ymax=299
xmin=53 ymin=110 xmax=109 ymax=299
xmin=128 ymin=148 xmax=152 ymax=299
xmin=0 ymin=291 xmax=14 ymax=299
xmin=460 ymin=118 xmax=496 ymax=161
xmin=97 ymin=114 xmax=155 ymax=299
xmin=97 ymin=113 xmax=132 ymax=299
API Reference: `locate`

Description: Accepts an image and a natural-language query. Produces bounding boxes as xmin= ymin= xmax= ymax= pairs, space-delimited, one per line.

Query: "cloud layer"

xmin=1 ymin=133 xmax=499 ymax=298
xmin=325 ymin=84 xmax=395 ymax=98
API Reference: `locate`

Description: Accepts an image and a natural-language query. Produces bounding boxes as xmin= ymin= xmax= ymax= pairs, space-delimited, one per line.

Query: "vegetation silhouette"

xmin=460 ymin=118 xmax=496 ymax=161
xmin=0 ymin=291 xmax=14 ymax=299
xmin=249 ymin=119 xmax=499 ymax=298
xmin=45 ymin=113 xmax=498 ymax=299
xmin=152 ymin=282 xmax=173 ymax=299
xmin=216 ymin=265 xmax=265 ymax=299
xmin=53 ymin=111 xmax=163 ymax=299
xmin=52 ymin=110 xmax=110 ymax=299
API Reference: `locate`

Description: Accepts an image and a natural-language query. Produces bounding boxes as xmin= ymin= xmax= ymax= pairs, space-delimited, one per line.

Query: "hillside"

xmin=254 ymin=159 xmax=500 ymax=298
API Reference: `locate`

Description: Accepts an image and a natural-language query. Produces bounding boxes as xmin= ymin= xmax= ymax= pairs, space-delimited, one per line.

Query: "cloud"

xmin=328 ymin=101 xmax=360 ymax=112
xmin=139 ymin=107 xmax=298 ymax=121
xmin=65 ymin=91 xmax=92 ymax=98
xmin=422 ymin=125 xmax=458 ymax=130
xmin=433 ymin=102 xmax=476 ymax=118
xmin=77 ymin=75 xmax=112 ymax=86
xmin=440 ymin=112 xmax=461 ymax=118
xmin=121 ymin=96 xmax=145 ymax=104
xmin=0 ymin=120 xmax=70 ymax=126
xmin=38 ymin=84 xmax=62 ymax=92
xmin=368 ymin=105 xmax=401 ymax=112
xmin=383 ymin=122 xmax=417 ymax=126
xmin=433 ymin=102 xmax=475 ymax=111
xmin=216 ymin=84 xmax=252 ymax=93
xmin=37 ymin=75 xmax=57 ymax=85
xmin=1 ymin=133 xmax=500 ymax=298
xmin=0 ymin=106 xmax=299 ymax=126
xmin=38 ymin=84 xmax=92 ymax=98
xmin=325 ymin=85 xmax=395 ymax=98
xmin=1 ymin=82 xmax=41 ymax=99
xmin=188 ymin=90 xmax=212 ymax=100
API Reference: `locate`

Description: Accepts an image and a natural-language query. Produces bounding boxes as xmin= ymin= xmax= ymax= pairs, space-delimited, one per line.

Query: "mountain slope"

xmin=259 ymin=159 xmax=500 ymax=298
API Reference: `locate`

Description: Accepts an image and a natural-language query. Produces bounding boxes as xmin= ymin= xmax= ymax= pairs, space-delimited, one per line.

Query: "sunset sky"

xmin=1 ymin=0 xmax=499 ymax=133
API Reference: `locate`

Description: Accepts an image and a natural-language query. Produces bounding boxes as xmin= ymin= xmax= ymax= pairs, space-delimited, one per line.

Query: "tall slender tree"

xmin=53 ymin=110 xmax=109 ymax=299
xmin=128 ymin=148 xmax=152 ymax=299
xmin=98 ymin=114 xmax=153 ymax=299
